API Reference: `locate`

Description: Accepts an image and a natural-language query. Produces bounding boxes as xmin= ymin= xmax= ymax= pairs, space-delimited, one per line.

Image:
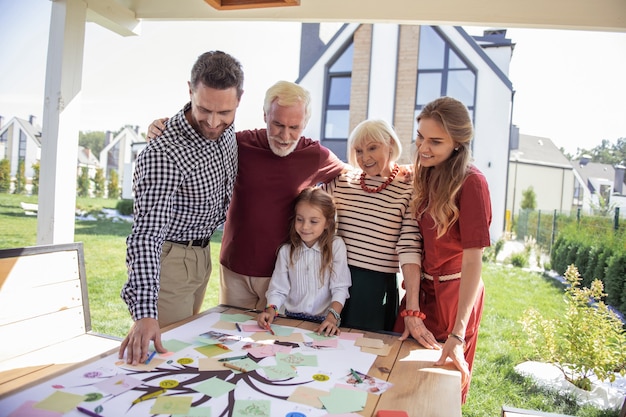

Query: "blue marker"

xmin=145 ymin=351 xmax=157 ymax=364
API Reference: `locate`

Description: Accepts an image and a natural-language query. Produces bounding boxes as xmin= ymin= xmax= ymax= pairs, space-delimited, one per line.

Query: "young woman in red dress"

xmin=394 ymin=96 xmax=492 ymax=404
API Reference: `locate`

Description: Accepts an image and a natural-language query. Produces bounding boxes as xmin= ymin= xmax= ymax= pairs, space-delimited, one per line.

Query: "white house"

xmin=507 ymin=133 xmax=575 ymax=217
xmin=99 ymin=126 xmax=145 ymax=198
xmin=296 ymin=24 xmax=514 ymax=241
xmin=0 ymin=116 xmax=42 ymax=190
xmin=571 ymin=159 xmax=626 ymax=216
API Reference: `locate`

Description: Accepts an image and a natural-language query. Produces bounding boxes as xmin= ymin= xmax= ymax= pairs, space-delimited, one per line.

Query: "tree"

xmin=14 ymin=159 xmax=26 ymax=195
xmin=0 ymin=159 xmax=10 ymax=192
xmin=520 ymin=186 xmax=536 ymax=210
xmin=574 ymin=137 xmax=626 ymax=165
xmin=77 ymin=166 xmax=90 ymax=197
xmin=93 ymin=168 xmax=105 ymax=198
xmin=79 ymin=131 xmax=106 ymax=157
xmin=108 ymin=169 xmax=120 ymax=199
xmin=31 ymin=161 xmax=40 ymax=195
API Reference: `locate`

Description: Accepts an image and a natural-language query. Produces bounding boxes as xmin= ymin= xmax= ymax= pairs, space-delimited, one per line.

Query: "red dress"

xmin=394 ymin=165 xmax=492 ymax=403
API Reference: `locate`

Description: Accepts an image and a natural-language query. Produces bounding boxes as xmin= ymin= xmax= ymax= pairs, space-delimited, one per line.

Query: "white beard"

xmin=268 ymin=137 xmax=298 ymax=157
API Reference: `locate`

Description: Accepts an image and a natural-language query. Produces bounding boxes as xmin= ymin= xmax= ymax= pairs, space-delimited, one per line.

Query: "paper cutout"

xmin=192 ymin=376 xmax=236 ymax=397
xmin=241 ymin=323 xmax=265 ymax=332
xmin=260 ymin=362 xmax=298 ymax=380
xmin=246 ymin=343 xmax=292 ymax=358
xmin=319 ymin=386 xmax=367 ymax=414
xmin=354 ymin=337 xmax=384 ymax=348
xmin=94 ymin=374 xmax=142 ymax=395
xmin=162 ymin=339 xmax=192 ymax=352
xmin=7 ymin=400 xmax=63 ymax=417
xmin=361 ymin=343 xmax=392 ymax=356
xmin=221 ymin=357 xmax=260 ymax=373
xmin=150 ymin=395 xmax=193 ymax=414
xmin=172 ymin=406 xmax=212 ymax=417
xmin=287 ymin=386 xmax=330 ymax=408
xmin=34 ymin=391 xmax=85 ymax=414
xmin=197 ymin=357 xmax=226 ymax=371
xmin=118 ymin=358 xmax=166 ymax=371
xmin=194 ymin=344 xmax=230 ymax=358
xmin=233 ymin=399 xmax=271 ymax=417
xmin=275 ymin=352 xmax=318 ymax=367
xmin=339 ymin=332 xmax=364 ymax=340
xmin=311 ymin=338 xmax=339 ymax=348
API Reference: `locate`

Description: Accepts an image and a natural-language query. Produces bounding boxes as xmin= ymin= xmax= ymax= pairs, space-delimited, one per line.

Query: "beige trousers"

xmin=158 ymin=241 xmax=212 ymax=327
xmin=218 ymin=265 xmax=271 ymax=311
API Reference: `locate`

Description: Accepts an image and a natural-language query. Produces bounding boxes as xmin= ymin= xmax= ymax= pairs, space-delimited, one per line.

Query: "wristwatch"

xmin=326 ymin=307 xmax=341 ymax=327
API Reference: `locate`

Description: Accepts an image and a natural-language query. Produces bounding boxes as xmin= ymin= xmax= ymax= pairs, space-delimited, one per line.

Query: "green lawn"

xmin=0 ymin=193 xmax=620 ymax=417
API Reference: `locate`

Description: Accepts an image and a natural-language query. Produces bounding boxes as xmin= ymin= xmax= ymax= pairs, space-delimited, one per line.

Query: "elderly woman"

xmin=323 ymin=119 xmax=422 ymax=332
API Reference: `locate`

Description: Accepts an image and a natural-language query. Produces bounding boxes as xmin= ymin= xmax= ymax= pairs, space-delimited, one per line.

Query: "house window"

xmin=414 ymin=26 xmax=476 ymax=140
xmin=322 ymin=42 xmax=353 ymax=161
xmin=18 ymin=130 xmax=27 ymax=160
xmin=0 ymin=130 xmax=7 ymax=158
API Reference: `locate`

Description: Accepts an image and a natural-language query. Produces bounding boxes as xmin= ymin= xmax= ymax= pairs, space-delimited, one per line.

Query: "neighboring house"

xmin=571 ymin=158 xmax=626 ymax=216
xmin=122 ymin=141 xmax=147 ymax=199
xmin=0 ymin=115 xmax=42 ymax=191
xmin=297 ymin=23 xmax=515 ymax=241
xmin=99 ymin=126 xmax=144 ymax=198
xmin=507 ymin=132 xmax=575 ymax=217
xmin=77 ymin=145 xmax=101 ymax=180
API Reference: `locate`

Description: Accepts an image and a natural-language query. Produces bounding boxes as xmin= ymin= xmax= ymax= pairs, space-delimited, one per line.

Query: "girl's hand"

xmin=434 ymin=336 xmax=470 ymax=389
xmin=315 ymin=319 xmax=340 ymax=337
xmin=256 ymin=312 xmax=273 ymax=329
xmin=146 ymin=117 xmax=169 ymax=141
xmin=398 ymin=316 xmax=440 ymax=350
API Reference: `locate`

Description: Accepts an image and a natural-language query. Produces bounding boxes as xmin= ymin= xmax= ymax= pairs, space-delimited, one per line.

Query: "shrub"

xmin=116 ymin=199 xmax=133 ymax=216
xmin=0 ymin=159 xmax=10 ymax=192
xmin=508 ymin=251 xmax=529 ymax=268
xmin=520 ymin=265 xmax=626 ymax=391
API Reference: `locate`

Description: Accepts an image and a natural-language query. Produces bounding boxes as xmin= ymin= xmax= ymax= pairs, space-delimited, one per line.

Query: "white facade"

xmin=0 ymin=117 xmax=42 ymax=182
xmin=298 ymin=24 xmax=513 ymax=241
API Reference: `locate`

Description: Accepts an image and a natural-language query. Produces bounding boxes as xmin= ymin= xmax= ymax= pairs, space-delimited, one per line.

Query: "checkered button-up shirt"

xmin=122 ymin=102 xmax=238 ymax=321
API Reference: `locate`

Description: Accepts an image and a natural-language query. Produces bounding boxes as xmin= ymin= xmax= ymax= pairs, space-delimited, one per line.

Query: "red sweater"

xmin=220 ymin=129 xmax=344 ymax=277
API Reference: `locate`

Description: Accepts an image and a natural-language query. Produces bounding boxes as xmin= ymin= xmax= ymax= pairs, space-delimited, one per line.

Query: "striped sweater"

xmin=324 ymin=169 xmax=422 ymax=273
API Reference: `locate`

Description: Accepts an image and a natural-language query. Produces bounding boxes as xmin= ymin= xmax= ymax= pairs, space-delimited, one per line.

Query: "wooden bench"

xmin=0 ymin=243 xmax=121 ymax=396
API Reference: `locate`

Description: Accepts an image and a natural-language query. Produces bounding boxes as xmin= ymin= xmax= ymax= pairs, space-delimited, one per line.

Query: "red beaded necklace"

xmin=360 ymin=164 xmax=400 ymax=193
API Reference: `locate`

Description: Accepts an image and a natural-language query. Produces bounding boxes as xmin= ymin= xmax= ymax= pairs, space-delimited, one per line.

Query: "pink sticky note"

xmin=8 ymin=401 xmax=63 ymax=417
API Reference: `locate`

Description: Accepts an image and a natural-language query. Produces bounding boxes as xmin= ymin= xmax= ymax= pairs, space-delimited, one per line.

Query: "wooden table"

xmin=0 ymin=305 xmax=461 ymax=417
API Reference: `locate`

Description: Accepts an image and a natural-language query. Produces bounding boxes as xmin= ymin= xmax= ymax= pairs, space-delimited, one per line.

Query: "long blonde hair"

xmin=288 ymin=187 xmax=337 ymax=286
xmin=412 ymin=97 xmax=473 ymax=238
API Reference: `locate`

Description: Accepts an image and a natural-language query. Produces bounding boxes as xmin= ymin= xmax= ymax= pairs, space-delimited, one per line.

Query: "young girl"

xmin=257 ymin=187 xmax=351 ymax=336
xmin=394 ymin=96 xmax=492 ymax=404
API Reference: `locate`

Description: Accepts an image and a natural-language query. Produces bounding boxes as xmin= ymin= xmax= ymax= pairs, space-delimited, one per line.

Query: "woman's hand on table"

xmin=435 ymin=336 xmax=470 ymax=389
xmin=398 ymin=316 xmax=440 ymax=350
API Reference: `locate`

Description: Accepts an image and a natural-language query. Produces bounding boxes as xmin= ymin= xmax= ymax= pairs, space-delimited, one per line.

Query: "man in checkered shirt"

xmin=119 ymin=51 xmax=243 ymax=365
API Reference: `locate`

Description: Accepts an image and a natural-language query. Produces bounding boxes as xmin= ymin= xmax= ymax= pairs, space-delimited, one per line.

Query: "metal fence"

xmin=512 ymin=207 xmax=623 ymax=255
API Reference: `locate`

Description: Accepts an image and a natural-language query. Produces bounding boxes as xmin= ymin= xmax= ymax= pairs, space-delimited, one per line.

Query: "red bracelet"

xmin=400 ymin=309 xmax=426 ymax=319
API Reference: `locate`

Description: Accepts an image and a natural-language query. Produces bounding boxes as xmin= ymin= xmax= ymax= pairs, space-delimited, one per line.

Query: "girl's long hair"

xmin=287 ymin=187 xmax=337 ymax=286
xmin=412 ymin=97 xmax=473 ymax=238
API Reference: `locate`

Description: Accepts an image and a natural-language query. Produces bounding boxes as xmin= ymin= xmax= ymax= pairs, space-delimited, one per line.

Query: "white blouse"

xmin=265 ymin=236 xmax=351 ymax=316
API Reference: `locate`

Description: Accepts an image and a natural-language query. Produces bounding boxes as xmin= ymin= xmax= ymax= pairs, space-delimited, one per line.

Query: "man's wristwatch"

xmin=326 ymin=307 xmax=341 ymax=327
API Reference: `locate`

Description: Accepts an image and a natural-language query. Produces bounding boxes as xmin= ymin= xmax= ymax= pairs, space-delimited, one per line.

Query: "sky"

xmin=1 ymin=0 xmax=625 ymax=156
